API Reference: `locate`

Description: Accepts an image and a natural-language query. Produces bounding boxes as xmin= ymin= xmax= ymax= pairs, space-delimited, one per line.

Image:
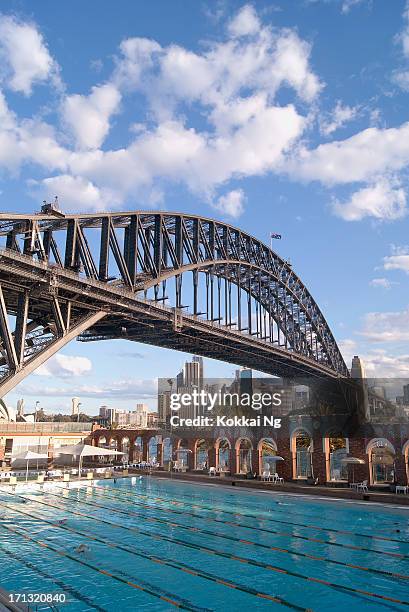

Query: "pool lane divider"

xmin=95 ymin=483 xmax=409 ymax=546
xmin=0 ymin=520 xmax=206 ymax=612
xmin=98 ymin=482 xmax=406 ymax=533
xmin=84 ymin=484 xmax=409 ymax=562
xmin=0 ymin=500 xmax=309 ymax=612
xmin=56 ymin=485 xmax=409 ymax=582
xmin=0 ymin=540 xmax=108 ymax=612
xmin=7 ymin=489 xmax=409 ymax=607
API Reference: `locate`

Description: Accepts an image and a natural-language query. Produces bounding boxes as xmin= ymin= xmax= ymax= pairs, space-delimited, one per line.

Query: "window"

xmin=329 ymin=437 xmax=348 ymax=481
xmin=295 ymin=432 xmax=312 ymax=478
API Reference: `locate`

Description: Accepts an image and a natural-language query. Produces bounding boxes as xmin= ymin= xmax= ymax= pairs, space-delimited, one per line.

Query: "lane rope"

xmin=95 ymin=482 xmax=409 ymax=546
xmin=0 ymin=519 xmax=204 ymax=612
xmin=8 ymin=488 xmax=409 ymax=607
xmin=58 ymin=484 xmax=409 ymax=582
xmin=84 ymin=483 xmax=409 ymax=561
xmin=1 ymin=501 xmax=307 ymax=612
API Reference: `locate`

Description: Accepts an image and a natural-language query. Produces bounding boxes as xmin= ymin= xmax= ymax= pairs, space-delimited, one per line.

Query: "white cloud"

xmin=402 ymin=0 xmax=409 ymax=56
xmin=393 ymin=1 xmax=409 ymax=89
xmin=332 ymin=178 xmax=407 ymax=221
xmin=271 ymin=32 xmax=322 ymax=102
xmin=306 ymin=0 xmax=370 ymax=14
xmin=0 ymin=7 xmax=318 ymax=212
xmin=18 ymin=378 xmax=157 ymax=399
xmin=34 ymin=354 xmax=92 ymax=378
xmin=213 ymin=189 xmax=245 ymax=218
xmin=320 ymin=100 xmax=358 ymax=136
xmin=30 ymin=174 xmax=116 ymax=212
xmin=341 ymin=0 xmax=367 ymax=14
xmin=360 ymin=306 xmax=409 ymax=343
xmin=339 ymin=337 xmax=409 ymax=377
xmin=115 ymin=37 xmax=161 ymax=90
xmin=62 ymin=84 xmax=121 ymax=149
xmin=62 ymin=104 xmax=304 ymax=209
xmin=117 ymin=10 xmax=322 ymax=118
xmin=383 ymin=245 xmax=409 ymax=274
xmin=227 ymin=5 xmax=260 ymax=38
xmin=0 ymin=15 xmax=59 ymax=95
xmin=0 ymin=91 xmax=68 ymax=173
xmin=359 ymin=351 xmax=409 ymax=378
xmin=370 ymin=278 xmax=395 ymax=289
xmin=338 ymin=338 xmax=357 ymax=363
xmin=290 ymin=123 xmax=409 ymax=185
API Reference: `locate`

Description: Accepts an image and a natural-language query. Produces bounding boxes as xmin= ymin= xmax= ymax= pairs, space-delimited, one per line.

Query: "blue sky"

xmin=1 ymin=0 xmax=409 ymax=414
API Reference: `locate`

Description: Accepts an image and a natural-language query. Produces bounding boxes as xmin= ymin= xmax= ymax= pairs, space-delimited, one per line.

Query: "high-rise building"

xmin=147 ymin=412 xmax=159 ymax=427
xmin=239 ymin=367 xmax=252 ymax=396
xmin=184 ymin=360 xmax=200 ymax=389
xmin=99 ymin=405 xmax=117 ymax=425
xmin=133 ymin=404 xmax=149 ymax=428
xmin=113 ymin=404 xmax=150 ymax=428
xmin=404 ymin=384 xmax=409 ymax=404
xmin=192 ymin=356 xmax=204 ymax=389
xmin=176 ymin=370 xmax=184 ymax=392
xmin=350 ymin=357 xmax=370 ymax=419
xmin=158 ymin=391 xmax=171 ymax=424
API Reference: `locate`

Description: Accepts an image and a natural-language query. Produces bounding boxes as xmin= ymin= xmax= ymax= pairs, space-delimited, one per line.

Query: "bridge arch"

xmin=0 ymin=211 xmax=348 ymax=397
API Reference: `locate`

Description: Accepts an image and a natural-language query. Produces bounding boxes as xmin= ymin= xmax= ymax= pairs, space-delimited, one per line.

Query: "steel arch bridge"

xmin=0 ymin=210 xmax=348 ymax=397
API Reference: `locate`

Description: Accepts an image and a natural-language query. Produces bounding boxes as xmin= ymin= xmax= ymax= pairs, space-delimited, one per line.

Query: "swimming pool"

xmin=0 ymin=477 xmax=408 ymax=611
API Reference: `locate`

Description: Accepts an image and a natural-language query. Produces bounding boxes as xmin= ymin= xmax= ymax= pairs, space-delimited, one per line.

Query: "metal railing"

xmin=0 ymin=422 xmax=93 ymax=434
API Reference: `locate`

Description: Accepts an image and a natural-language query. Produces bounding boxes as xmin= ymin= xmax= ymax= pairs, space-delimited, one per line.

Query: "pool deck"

xmin=142 ymin=469 xmax=409 ymax=506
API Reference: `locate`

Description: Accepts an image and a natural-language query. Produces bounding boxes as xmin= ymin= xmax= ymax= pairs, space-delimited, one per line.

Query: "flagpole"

xmin=270 ymin=232 xmax=282 ymax=250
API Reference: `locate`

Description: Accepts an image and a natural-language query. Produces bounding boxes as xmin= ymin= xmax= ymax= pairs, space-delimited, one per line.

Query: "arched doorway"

xmin=148 ymin=435 xmax=158 ymax=464
xmin=195 ymin=439 xmax=209 ymax=470
xmin=292 ymin=430 xmax=313 ymax=479
xmin=109 ymin=438 xmax=117 ymax=450
xmin=97 ymin=436 xmax=107 ymax=448
xmin=134 ymin=436 xmax=143 ymax=463
xmin=236 ymin=438 xmax=252 ymax=475
xmin=174 ymin=438 xmax=190 ymax=470
xmin=216 ymin=438 xmax=231 ymax=471
xmin=403 ymin=441 xmax=409 ymax=485
xmin=162 ymin=437 xmax=172 ymax=469
xmin=367 ymin=439 xmax=395 ymax=485
xmin=325 ymin=436 xmax=348 ymax=481
xmin=258 ymin=438 xmax=277 ymax=475
xmin=121 ymin=437 xmax=130 ymax=463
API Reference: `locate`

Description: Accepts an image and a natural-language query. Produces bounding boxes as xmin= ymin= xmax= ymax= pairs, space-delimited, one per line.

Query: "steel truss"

xmin=0 ymin=211 xmax=348 ymax=397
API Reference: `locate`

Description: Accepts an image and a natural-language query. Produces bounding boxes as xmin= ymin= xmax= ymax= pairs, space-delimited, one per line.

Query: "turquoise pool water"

xmin=0 ymin=478 xmax=409 ymax=611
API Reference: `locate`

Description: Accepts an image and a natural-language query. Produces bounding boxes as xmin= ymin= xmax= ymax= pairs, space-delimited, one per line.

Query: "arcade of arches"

xmin=91 ymin=424 xmax=409 ymax=485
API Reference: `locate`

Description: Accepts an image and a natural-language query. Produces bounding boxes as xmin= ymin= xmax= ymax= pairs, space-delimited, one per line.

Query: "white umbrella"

xmin=12 ymin=450 xmax=49 ymax=482
xmin=341 ymin=457 xmax=365 ymax=483
xmin=55 ymin=443 xmax=124 ymax=478
xmin=265 ymin=456 xmax=284 ymax=462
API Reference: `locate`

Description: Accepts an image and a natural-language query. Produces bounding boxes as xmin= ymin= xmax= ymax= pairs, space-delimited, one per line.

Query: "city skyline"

xmin=0 ymin=0 xmax=408 ymax=412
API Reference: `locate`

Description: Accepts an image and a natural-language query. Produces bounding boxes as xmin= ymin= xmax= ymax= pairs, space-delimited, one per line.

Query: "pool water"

xmin=0 ymin=477 xmax=409 ymax=611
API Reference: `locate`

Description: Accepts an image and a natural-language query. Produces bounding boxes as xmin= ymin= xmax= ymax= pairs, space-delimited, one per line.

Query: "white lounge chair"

xmin=273 ymin=472 xmax=284 ymax=484
xmin=209 ymin=467 xmax=217 ymax=477
xmin=357 ymin=479 xmax=368 ymax=492
xmin=259 ymin=462 xmax=271 ymax=482
xmin=173 ymin=461 xmax=183 ymax=472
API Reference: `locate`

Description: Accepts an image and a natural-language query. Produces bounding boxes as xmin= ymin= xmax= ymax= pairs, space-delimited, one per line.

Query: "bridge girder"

xmin=0 ymin=211 xmax=349 ymax=397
